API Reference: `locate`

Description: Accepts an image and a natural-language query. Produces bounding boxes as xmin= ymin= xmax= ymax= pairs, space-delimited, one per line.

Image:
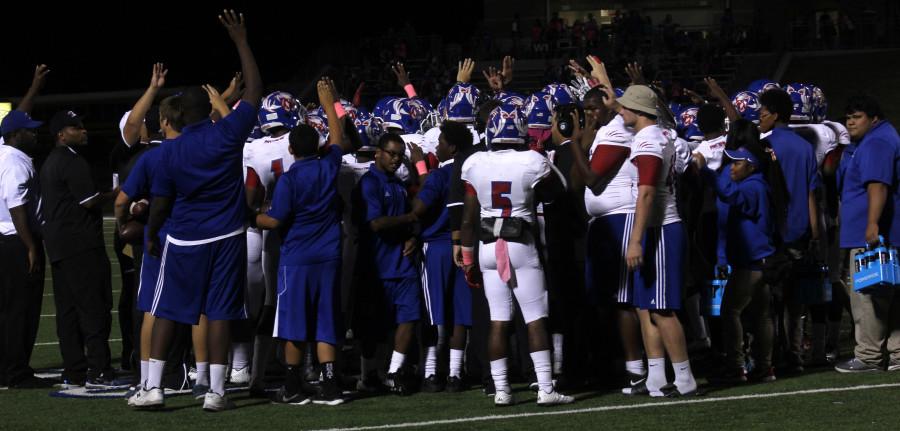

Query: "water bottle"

xmin=708 ymin=265 xmax=730 ymax=317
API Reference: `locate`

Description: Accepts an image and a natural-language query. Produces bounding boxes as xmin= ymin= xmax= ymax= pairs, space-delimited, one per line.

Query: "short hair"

xmin=180 ymin=86 xmax=212 ymax=125
xmin=758 ymin=89 xmax=793 ymax=124
xmin=696 ymin=104 xmax=725 ymax=134
xmin=726 ymin=118 xmax=760 ymax=151
xmin=845 ymin=94 xmax=885 ymax=119
xmin=475 ymin=99 xmax=502 ymax=134
xmin=289 ymin=124 xmax=321 ymax=157
xmin=159 ymin=95 xmax=184 ymax=132
xmin=439 ymin=121 xmax=472 ymax=152
xmin=583 ymin=87 xmax=607 ymax=102
xmin=377 ymin=132 xmax=405 ymax=149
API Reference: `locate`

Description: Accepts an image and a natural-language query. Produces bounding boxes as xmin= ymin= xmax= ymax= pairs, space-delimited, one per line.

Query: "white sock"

xmin=672 ymin=360 xmax=697 ymax=394
xmin=388 ymin=351 xmax=406 ymax=374
xmin=231 ymin=342 xmax=251 ymax=370
xmin=140 ymin=360 xmax=149 ymax=388
xmin=424 ymin=346 xmax=438 ymax=378
xmin=530 ymin=350 xmax=554 ymax=393
xmin=196 ymin=362 xmax=210 ymax=386
xmin=147 ymin=358 xmax=165 ymax=390
xmin=449 ymin=349 xmax=464 ymax=378
xmin=646 ymin=357 xmax=667 ymax=395
xmin=625 ymin=359 xmax=646 ymax=376
xmin=552 ymin=333 xmax=564 ymax=375
xmin=210 ymin=364 xmax=227 ymax=396
xmin=490 ymin=358 xmax=510 ymax=393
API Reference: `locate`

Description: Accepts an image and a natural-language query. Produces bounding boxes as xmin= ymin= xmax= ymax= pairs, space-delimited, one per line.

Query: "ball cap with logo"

xmin=1 ymin=110 xmax=43 ymax=135
xmin=49 ymin=110 xmax=85 ymax=136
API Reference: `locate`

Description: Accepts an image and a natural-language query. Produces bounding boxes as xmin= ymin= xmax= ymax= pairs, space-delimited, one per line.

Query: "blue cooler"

xmin=853 ymin=237 xmax=895 ymax=292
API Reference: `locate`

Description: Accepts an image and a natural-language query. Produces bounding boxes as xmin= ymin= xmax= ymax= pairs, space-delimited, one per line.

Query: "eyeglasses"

xmin=380 ymin=148 xmax=404 ymax=160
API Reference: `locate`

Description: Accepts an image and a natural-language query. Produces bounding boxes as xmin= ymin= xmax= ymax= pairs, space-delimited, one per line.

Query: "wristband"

xmin=333 ymin=102 xmax=347 ymax=118
xmin=403 ymin=84 xmax=417 ymax=98
xmin=415 ymin=160 xmax=428 ymax=176
xmin=462 ymin=246 xmax=475 ymax=266
xmin=452 ymin=239 xmax=461 ymax=246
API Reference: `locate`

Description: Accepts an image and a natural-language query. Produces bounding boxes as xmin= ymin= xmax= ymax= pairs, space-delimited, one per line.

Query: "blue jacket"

xmin=703 ymin=168 xmax=775 ymax=268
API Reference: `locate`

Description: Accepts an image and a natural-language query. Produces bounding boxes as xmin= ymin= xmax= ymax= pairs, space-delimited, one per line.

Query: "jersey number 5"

xmin=491 ymin=181 xmax=512 ymax=217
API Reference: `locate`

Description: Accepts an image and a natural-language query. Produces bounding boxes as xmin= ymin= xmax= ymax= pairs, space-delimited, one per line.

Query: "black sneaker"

xmin=445 ymin=376 xmax=466 ymax=393
xmin=482 ymin=378 xmax=496 ymax=396
xmin=386 ymin=372 xmax=411 ymax=396
xmin=271 ymin=386 xmax=309 ymax=405
xmin=356 ymin=371 xmax=385 ymax=393
xmin=85 ymin=371 xmax=120 ymax=389
xmin=835 ymin=358 xmax=880 ymax=373
xmin=312 ymin=379 xmax=345 ymax=406
xmin=9 ymin=375 xmax=55 ymax=389
xmin=422 ymin=375 xmax=445 ymax=393
xmin=248 ymin=385 xmax=269 ymax=398
xmin=621 ymin=372 xmax=649 ymax=396
xmin=706 ymin=366 xmax=748 ymax=385
xmin=747 ymin=366 xmax=776 ymax=383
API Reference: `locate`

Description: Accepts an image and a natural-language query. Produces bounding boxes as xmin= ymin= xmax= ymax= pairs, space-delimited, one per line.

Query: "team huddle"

xmin=2 ymin=10 xmax=897 ymax=413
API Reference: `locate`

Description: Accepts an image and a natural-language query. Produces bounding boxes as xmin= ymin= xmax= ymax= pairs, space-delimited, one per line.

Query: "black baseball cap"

xmin=49 ymin=110 xmax=85 ymax=136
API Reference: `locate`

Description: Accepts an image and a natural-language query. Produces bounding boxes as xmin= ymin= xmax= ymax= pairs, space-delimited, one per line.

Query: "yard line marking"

xmin=44 ymin=290 xmax=121 ymax=297
xmin=41 ymin=311 xmax=118 ymax=318
xmin=34 ymin=338 xmax=122 ymax=347
xmin=310 ymin=383 xmax=900 ymax=431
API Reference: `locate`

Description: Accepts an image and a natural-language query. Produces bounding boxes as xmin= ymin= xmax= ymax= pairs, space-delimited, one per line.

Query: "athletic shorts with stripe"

xmin=273 ymin=260 xmax=343 ymax=345
xmin=632 ymin=222 xmax=685 ymax=311
xmin=585 ymin=213 xmax=634 ymax=306
xmin=421 ymin=240 xmax=473 ymax=327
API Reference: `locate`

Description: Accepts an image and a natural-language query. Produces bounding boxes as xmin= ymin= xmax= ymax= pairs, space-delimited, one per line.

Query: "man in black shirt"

xmin=40 ymin=110 xmax=119 ymax=387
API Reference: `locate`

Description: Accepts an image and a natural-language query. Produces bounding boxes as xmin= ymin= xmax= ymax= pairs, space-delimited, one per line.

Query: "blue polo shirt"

xmin=417 ymin=161 xmax=453 ymax=243
xmin=151 ymin=101 xmax=256 ymax=241
xmin=353 ymin=164 xmax=415 ymax=279
xmin=839 ymin=120 xmax=900 ymax=248
xmin=767 ymin=126 xmax=819 ymax=243
xmin=267 ymin=145 xmax=343 ymax=264
xmin=704 ymin=168 xmax=775 ymax=267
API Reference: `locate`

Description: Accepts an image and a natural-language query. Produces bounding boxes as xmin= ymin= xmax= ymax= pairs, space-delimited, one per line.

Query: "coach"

xmin=835 ymin=95 xmax=900 ymax=373
xmin=40 ymin=110 xmax=118 ymax=386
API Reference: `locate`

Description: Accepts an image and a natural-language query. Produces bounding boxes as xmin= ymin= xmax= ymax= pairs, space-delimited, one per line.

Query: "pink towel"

xmin=496 ymin=239 xmax=511 ymax=283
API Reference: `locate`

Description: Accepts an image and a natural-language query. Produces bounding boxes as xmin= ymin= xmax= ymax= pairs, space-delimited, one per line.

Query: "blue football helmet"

xmin=445 ymin=83 xmax=481 ymax=123
xmin=381 ymin=98 xmax=424 ymax=134
xmin=541 ymin=83 xmax=576 ymax=106
xmin=677 ymin=105 xmax=703 ymax=141
xmin=809 ymin=85 xmax=827 ymax=123
xmin=486 ymin=102 xmax=528 ymax=146
xmin=524 ymin=91 xmax=554 ymax=129
xmin=786 ymin=83 xmax=813 ymax=122
xmin=497 ymin=90 xmax=527 ymax=107
xmin=747 ymin=79 xmax=781 ymax=95
xmin=731 ymin=91 xmax=761 ymax=123
xmin=615 ymin=88 xmax=626 ymax=98
xmin=373 ymin=96 xmax=402 ymax=121
xmin=305 ymin=112 xmax=329 ymax=145
xmin=258 ymin=91 xmax=299 ymax=134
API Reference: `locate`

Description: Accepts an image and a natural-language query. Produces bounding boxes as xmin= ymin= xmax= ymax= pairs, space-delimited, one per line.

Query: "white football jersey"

xmin=421 ymin=127 xmax=441 ymax=155
xmin=461 ymin=149 xmax=551 ymax=223
xmin=665 ymin=129 xmax=692 ymax=175
xmin=339 ymin=153 xmax=374 ymax=223
xmin=823 ymin=120 xmax=851 ymax=146
xmin=242 ymin=133 xmax=294 ymax=199
xmin=790 ymin=123 xmax=837 ymax=167
xmin=692 ymin=135 xmax=728 ymax=171
xmin=630 ymin=125 xmax=681 ymax=227
xmin=584 ymin=114 xmax=637 ymax=217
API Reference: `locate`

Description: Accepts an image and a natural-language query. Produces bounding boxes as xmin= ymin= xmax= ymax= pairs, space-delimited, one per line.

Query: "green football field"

xmin=3 ymin=220 xmax=900 ymax=430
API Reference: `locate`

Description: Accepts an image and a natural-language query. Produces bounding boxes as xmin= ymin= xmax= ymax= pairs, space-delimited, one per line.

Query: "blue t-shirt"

xmin=151 ymin=102 xmax=256 ymax=241
xmin=417 ymin=162 xmax=454 ymax=243
xmin=267 ymin=145 xmax=343 ymax=264
xmin=715 ymin=165 xmax=731 ymax=266
xmin=704 ymin=168 xmax=775 ymax=267
xmin=121 ymin=145 xmax=167 ymax=240
xmin=353 ymin=164 xmax=416 ymax=279
xmin=768 ymin=126 xmax=819 ymax=243
xmin=839 ymin=121 xmax=900 ymax=248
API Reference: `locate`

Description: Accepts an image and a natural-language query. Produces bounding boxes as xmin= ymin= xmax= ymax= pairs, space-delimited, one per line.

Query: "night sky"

xmin=0 ymin=3 xmax=484 ymax=98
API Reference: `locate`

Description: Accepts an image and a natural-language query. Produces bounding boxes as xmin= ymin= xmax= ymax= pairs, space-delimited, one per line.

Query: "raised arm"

xmin=17 ymin=64 xmax=50 ymax=114
xmin=704 ymin=77 xmax=740 ymax=123
xmin=124 ymin=63 xmax=167 ymax=146
xmin=219 ymin=10 xmax=262 ymax=107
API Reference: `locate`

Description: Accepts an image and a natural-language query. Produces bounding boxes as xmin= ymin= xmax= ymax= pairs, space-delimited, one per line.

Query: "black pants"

xmin=113 ymin=231 xmax=136 ymax=368
xmin=0 ymin=234 xmax=45 ymax=385
xmin=51 ymin=247 xmax=113 ymax=381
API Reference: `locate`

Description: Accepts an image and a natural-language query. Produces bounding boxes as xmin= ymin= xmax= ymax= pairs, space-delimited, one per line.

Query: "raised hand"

xmin=703 ymin=77 xmax=728 ymax=101
xmin=456 ymin=58 xmax=475 ymax=83
xmin=203 ymin=84 xmax=231 ymax=118
xmin=567 ymin=59 xmax=588 ymax=79
xmin=482 ymin=66 xmax=504 ymax=92
xmin=317 ymin=77 xmax=336 ymax=107
xmin=30 ymin=64 xmax=50 ymax=92
xmin=683 ymin=88 xmax=706 ymax=105
xmin=218 ymin=9 xmax=247 ymax=43
xmin=391 ymin=62 xmax=411 ymax=88
xmin=222 ymin=71 xmax=243 ymax=102
xmin=501 ymin=55 xmax=514 ymax=85
xmin=625 ymin=62 xmax=646 ymax=85
xmin=585 ymin=55 xmax=612 ymax=89
xmin=150 ymin=62 xmax=167 ymax=89
xmin=407 ymin=142 xmax=425 ymax=164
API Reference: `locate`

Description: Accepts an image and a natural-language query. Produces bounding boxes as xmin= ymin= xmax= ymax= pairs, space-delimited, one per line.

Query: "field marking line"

xmin=34 ymin=338 xmax=122 ymax=347
xmin=311 ymin=383 xmax=900 ymax=431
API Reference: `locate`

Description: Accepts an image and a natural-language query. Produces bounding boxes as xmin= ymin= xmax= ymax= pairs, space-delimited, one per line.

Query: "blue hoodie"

xmin=703 ymin=168 xmax=775 ymax=268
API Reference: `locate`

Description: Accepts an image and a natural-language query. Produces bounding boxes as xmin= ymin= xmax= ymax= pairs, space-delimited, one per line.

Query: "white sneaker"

xmin=536 ymin=390 xmax=574 ymax=406
xmin=203 ymin=391 xmax=236 ymax=412
xmin=494 ymin=390 xmax=515 ymax=406
xmin=128 ymin=387 xmax=164 ymax=409
xmin=229 ymin=367 xmax=251 ymax=385
xmin=188 ymin=367 xmax=198 ymax=382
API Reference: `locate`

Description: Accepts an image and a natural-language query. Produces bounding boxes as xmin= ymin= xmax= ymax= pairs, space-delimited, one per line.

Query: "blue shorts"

xmin=585 ymin=213 xmax=634 ymax=305
xmin=633 ymin=222 xmax=685 ymax=311
xmin=137 ymin=249 xmax=161 ymax=313
xmin=421 ymin=240 xmax=473 ymax=327
xmin=151 ymin=231 xmax=248 ymax=324
xmin=381 ymin=276 xmax=421 ymax=324
xmin=273 ymin=260 xmax=343 ymax=345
